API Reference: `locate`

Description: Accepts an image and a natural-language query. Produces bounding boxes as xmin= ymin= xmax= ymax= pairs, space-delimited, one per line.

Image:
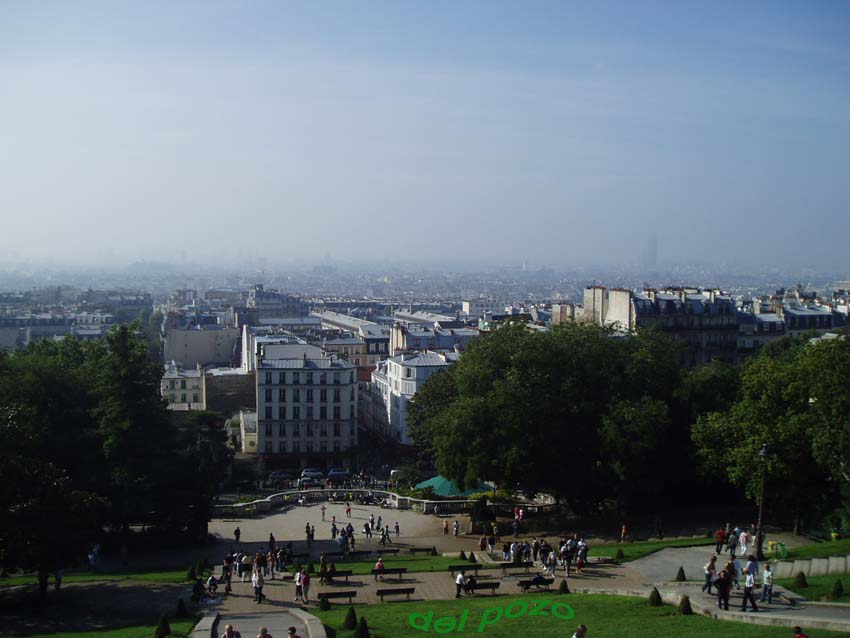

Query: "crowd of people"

xmin=702 ymin=523 xmax=773 ymax=612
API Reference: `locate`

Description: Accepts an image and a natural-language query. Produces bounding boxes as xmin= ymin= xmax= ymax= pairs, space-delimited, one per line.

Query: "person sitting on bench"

xmin=463 ymin=574 xmax=477 ymax=596
xmin=328 ymin=562 xmax=337 ymax=583
xmin=529 ymin=573 xmax=548 ymax=588
xmin=374 ymin=558 xmax=385 ymax=581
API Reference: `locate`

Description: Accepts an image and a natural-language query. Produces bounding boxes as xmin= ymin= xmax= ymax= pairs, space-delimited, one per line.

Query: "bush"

xmin=649 ymin=587 xmax=663 ymax=606
xmin=794 ymin=571 xmax=809 ymax=588
xmin=615 ymin=549 xmax=625 ymax=561
xmin=559 ymin=579 xmax=570 ymax=594
xmin=175 ymin=599 xmax=188 ymax=617
xmin=470 ymin=495 xmax=495 ymax=523
xmin=308 ymin=562 xmax=315 ymax=574
xmin=352 ymin=616 xmax=370 ymax=638
xmin=343 ymin=606 xmax=358 ymax=630
xmin=431 ymin=546 xmax=438 ymax=556
xmin=185 ymin=566 xmax=196 ymax=582
xmin=154 ymin=613 xmax=171 ymax=638
xmin=468 ymin=552 xmax=476 ymax=563
xmin=678 ymin=595 xmax=693 ymax=615
xmin=319 ymin=595 xmax=331 ymax=611
xmin=675 ymin=566 xmax=686 ymax=582
xmin=459 ymin=551 xmax=467 ymax=561
xmin=831 ymin=579 xmax=844 ymax=600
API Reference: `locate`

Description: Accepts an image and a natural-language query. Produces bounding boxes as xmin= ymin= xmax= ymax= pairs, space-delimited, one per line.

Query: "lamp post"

xmin=755 ymin=444 xmax=768 ymax=561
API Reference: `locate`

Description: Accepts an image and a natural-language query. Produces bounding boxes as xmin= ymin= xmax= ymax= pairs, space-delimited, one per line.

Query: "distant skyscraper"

xmin=646 ymin=233 xmax=658 ymax=269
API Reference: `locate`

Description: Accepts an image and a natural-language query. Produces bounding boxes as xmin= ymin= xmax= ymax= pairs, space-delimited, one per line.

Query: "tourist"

xmin=221 ymin=624 xmax=242 ymax=638
xmin=760 ymin=563 xmax=774 ymax=603
xmin=328 ymin=562 xmax=337 ymax=583
xmin=739 ymin=529 xmax=749 ymax=556
xmin=369 ymin=513 xmax=375 ymax=529
xmin=572 ymin=624 xmax=587 ymax=638
xmin=294 ymin=567 xmax=303 ymax=602
xmin=287 ymin=627 xmax=301 ymax=638
xmin=502 ymin=542 xmax=511 ymax=561
xmin=715 ymin=569 xmax=731 ymax=610
xmin=701 ymin=556 xmax=717 ymax=594
xmin=395 ymin=522 xmax=400 ymax=537
xmin=740 ymin=567 xmax=759 ymax=612
xmin=320 ymin=504 xmax=326 ymax=521
xmin=479 ymin=535 xmax=487 ymax=551
xmin=301 ymin=568 xmax=311 ymax=603
xmin=455 ymin=570 xmax=465 ymax=598
xmin=384 ymin=525 xmax=393 ymax=544
xmin=207 ymin=573 xmax=218 ymax=595
xmin=792 ymin=627 xmax=810 ymax=638
xmin=487 ymin=533 xmax=495 ymax=553
xmin=443 ymin=520 xmax=449 ymax=536
xmin=620 ymin=522 xmax=627 ymax=543
xmin=241 ymin=554 xmax=253 ymax=582
xmin=268 ymin=551 xmax=276 ymax=579
xmin=345 ymin=502 xmax=352 ymax=518
xmin=374 ymin=558 xmax=385 ymax=581
xmin=453 ymin=520 xmax=460 ymax=536
xmin=257 ymin=627 xmax=272 ymax=638
xmin=723 ymin=557 xmax=740 ymax=590
xmin=252 ymin=568 xmax=266 ymax=603
xmin=434 ymin=504 xmax=440 ymax=517
xmin=726 ymin=530 xmax=738 ymax=557
xmin=234 ymin=527 xmax=241 ymax=544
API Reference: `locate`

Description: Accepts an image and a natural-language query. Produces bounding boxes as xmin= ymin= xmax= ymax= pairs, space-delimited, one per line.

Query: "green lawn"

xmin=783 ymin=538 xmax=850 ymax=561
xmin=284 ymin=554 xmax=489 ymax=575
xmin=313 ymin=594 xmax=847 ymax=638
xmin=0 ymin=569 xmax=209 ymax=588
xmin=18 ymin=616 xmax=197 ymax=638
xmin=777 ymin=574 xmax=850 ymax=602
xmin=588 ymin=537 xmax=715 ymax=563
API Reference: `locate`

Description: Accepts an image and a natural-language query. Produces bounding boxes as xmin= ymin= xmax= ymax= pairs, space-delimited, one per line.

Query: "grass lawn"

xmin=783 ymin=538 xmax=850 ymax=561
xmin=588 ymin=537 xmax=715 ymax=563
xmin=313 ymin=593 xmax=847 ymax=638
xmin=18 ymin=616 xmax=197 ymax=638
xmin=0 ymin=569 xmax=209 ymax=588
xmin=283 ymin=554 xmax=490 ymax=575
xmin=777 ymin=574 xmax=850 ymax=602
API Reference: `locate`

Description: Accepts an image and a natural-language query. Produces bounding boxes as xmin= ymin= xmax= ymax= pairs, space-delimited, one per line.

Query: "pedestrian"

xmin=345 ymin=502 xmax=352 ymax=518
xmin=443 ymin=520 xmax=449 ymax=536
xmin=620 ymin=522 xmax=627 ymax=543
xmin=377 ymin=515 xmax=382 ymax=530
xmin=321 ymin=504 xmax=326 ymax=521
xmin=395 ymin=522 xmax=400 ymax=537
xmin=234 ymin=527 xmax=241 ymax=544
xmin=374 ymin=558 xmax=385 ymax=581
xmin=252 ymin=569 xmax=265 ymax=603
xmin=221 ymin=624 xmax=242 ymax=638
xmin=453 ymin=520 xmax=459 ymax=537
xmin=287 ymin=627 xmax=302 ymax=638
xmin=740 ymin=567 xmax=759 ymax=612
xmin=702 ymin=556 xmax=717 ymax=594
xmin=727 ymin=530 xmax=738 ymax=557
xmin=760 ymin=563 xmax=774 ymax=603
xmin=301 ymin=568 xmax=311 ymax=603
xmin=739 ymin=529 xmax=749 ymax=556
xmin=715 ymin=569 xmax=731 ymax=610
xmin=434 ymin=504 xmax=440 ymax=517
xmin=294 ymin=567 xmax=303 ymax=602
xmin=480 ymin=535 xmax=487 ymax=551
xmin=384 ymin=525 xmax=393 ymax=544
xmin=714 ymin=527 xmax=726 ymax=554
xmin=455 ymin=570 xmax=465 ymax=598
xmin=792 ymin=627 xmax=810 ymax=638
xmin=572 ymin=624 xmax=587 ymax=638
xmin=257 ymin=628 xmax=273 ymax=638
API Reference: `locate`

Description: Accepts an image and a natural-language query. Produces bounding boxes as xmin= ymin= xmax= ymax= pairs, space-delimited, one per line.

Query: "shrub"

xmin=308 ymin=562 xmax=315 ymax=574
xmin=352 ymin=616 xmax=370 ymax=638
xmin=154 ymin=613 xmax=171 ymax=638
xmin=675 ymin=566 xmax=686 ymax=582
xmin=559 ymin=579 xmax=570 ymax=594
xmin=175 ymin=599 xmax=188 ymax=617
xmin=649 ymin=587 xmax=663 ymax=606
xmin=794 ymin=571 xmax=809 ymax=588
xmin=343 ymin=606 xmax=358 ymax=630
xmin=831 ymin=579 xmax=844 ymax=600
xmin=185 ymin=566 xmax=196 ymax=582
xmin=319 ymin=595 xmax=331 ymax=611
xmin=678 ymin=595 xmax=693 ymax=615
xmin=468 ymin=552 xmax=476 ymax=563
xmin=431 ymin=547 xmax=438 ymax=556
xmin=615 ymin=549 xmax=625 ymax=561
xmin=458 ymin=551 xmax=467 ymax=561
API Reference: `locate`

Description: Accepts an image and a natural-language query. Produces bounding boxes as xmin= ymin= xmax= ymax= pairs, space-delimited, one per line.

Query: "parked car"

xmin=268 ymin=470 xmax=293 ymax=481
xmin=301 ymin=468 xmax=324 ymax=480
xmin=327 ymin=467 xmax=350 ymax=483
xmin=297 ymin=477 xmax=323 ymax=489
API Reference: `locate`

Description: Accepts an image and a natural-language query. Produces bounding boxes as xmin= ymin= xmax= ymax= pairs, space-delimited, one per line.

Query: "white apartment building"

xmin=462 ymin=298 xmax=506 ymax=318
xmin=161 ymin=360 xmax=206 ymax=410
xmin=255 ymin=344 xmax=358 ymax=469
xmin=369 ymin=351 xmax=459 ymax=444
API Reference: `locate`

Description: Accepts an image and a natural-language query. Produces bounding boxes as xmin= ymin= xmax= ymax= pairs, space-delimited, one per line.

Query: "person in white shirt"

xmin=572 ymin=625 xmax=587 ymax=638
xmin=455 ymin=571 xmax=465 ymax=598
xmin=760 ymin=564 xmax=774 ymax=603
xmin=740 ymin=570 xmax=759 ymax=612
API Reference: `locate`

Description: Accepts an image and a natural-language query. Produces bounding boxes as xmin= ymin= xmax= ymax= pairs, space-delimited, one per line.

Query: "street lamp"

xmin=755 ymin=443 xmax=768 ymax=561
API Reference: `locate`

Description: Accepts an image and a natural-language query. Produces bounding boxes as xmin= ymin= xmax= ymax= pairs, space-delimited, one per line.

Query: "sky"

xmin=1 ymin=1 xmax=849 ymax=269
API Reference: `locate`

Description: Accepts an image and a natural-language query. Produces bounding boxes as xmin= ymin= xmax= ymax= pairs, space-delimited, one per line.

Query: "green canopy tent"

xmin=414 ymin=475 xmax=491 ymax=497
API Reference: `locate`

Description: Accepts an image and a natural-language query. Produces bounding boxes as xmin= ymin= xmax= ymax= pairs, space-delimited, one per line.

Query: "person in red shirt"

xmin=714 ymin=528 xmax=726 ymax=553
xmin=793 ymin=627 xmax=809 ymax=638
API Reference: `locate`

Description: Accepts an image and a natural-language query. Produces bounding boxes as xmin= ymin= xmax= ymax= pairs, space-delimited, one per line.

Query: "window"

xmin=350 ymin=423 xmax=355 ymax=436
xmin=355 ymin=358 xmax=360 ymax=366
xmin=333 ymin=389 xmax=340 ymax=403
xmin=405 ymin=367 xmax=412 ymax=378
xmin=170 ymin=394 xmax=176 ymax=403
xmin=320 ymin=406 xmax=327 ymax=419
xmin=320 ymin=440 xmax=327 ymax=452
xmin=306 ymin=389 xmax=313 ymax=403
xmin=279 ymin=423 xmax=285 ymax=436
xmin=265 ymin=406 xmax=272 ymax=419
xmin=280 ymin=372 xmax=287 ymax=385
xmin=192 ymin=392 xmax=199 ymax=403
xmin=349 ymin=371 xmax=354 ymax=383
xmin=279 ymin=388 xmax=286 ymax=402
xmin=306 ymin=406 xmax=313 ymax=419
xmin=265 ymin=388 xmax=272 ymax=402
xmin=265 ymin=441 xmax=272 ymax=453
xmin=320 ymin=423 xmax=327 ymax=436
xmin=306 ymin=423 xmax=313 ymax=436
xmin=265 ymin=422 xmax=272 ymax=435
xmin=306 ymin=441 xmax=313 ymax=453
xmin=333 ymin=406 xmax=341 ymax=419
xmin=333 ymin=440 xmax=341 ymax=452
xmin=278 ymin=439 xmax=285 ymax=453
xmin=181 ymin=379 xmax=187 ymax=390
xmin=319 ymin=372 xmax=327 ymax=384
xmin=293 ymin=423 xmax=300 ymax=436
xmin=306 ymin=372 xmax=313 ymax=385
xmin=294 ymin=388 xmax=300 ymax=402
xmin=181 ymin=392 xmax=187 ymax=402
xmin=333 ymin=422 xmax=340 ymax=436
xmin=350 ymin=387 xmax=355 ymax=401
xmin=264 ymin=372 xmax=272 ymax=385
xmin=169 ymin=380 xmax=175 ymax=389
xmin=320 ymin=389 xmax=327 ymax=402
xmin=334 ymin=371 xmax=340 ymax=385
xmin=293 ymin=406 xmax=300 ymax=419
xmin=293 ymin=372 xmax=300 ymax=384
xmin=293 ymin=440 xmax=300 ymax=452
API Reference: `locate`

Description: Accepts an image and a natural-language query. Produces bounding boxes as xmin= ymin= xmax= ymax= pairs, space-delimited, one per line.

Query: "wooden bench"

xmin=499 ymin=561 xmax=533 ymax=576
xmin=408 ymin=547 xmax=434 ymax=555
xmin=372 ymin=567 xmax=407 ymax=582
xmin=466 ymin=581 xmax=501 ymax=596
xmin=375 ymin=548 xmax=400 ymax=555
xmin=318 ymin=591 xmax=357 ymax=605
xmin=517 ymin=577 xmax=554 ymax=592
xmin=449 ymin=564 xmax=482 ymax=576
xmin=376 ymin=587 xmax=415 ymax=602
xmin=322 ymin=569 xmax=353 ymax=583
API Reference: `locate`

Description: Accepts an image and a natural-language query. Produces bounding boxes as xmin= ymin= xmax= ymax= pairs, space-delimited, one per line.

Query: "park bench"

xmin=449 ymin=564 xmax=482 ymax=576
xmin=323 ymin=569 xmax=353 ymax=583
xmin=466 ymin=581 xmax=501 ymax=596
xmin=318 ymin=591 xmax=357 ymax=605
xmin=408 ymin=547 xmax=435 ymax=555
xmin=348 ymin=550 xmax=373 ymax=559
xmin=376 ymin=587 xmax=416 ymax=602
xmin=372 ymin=567 xmax=407 ymax=582
xmin=517 ymin=577 xmax=554 ymax=592
xmin=499 ymin=561 xmax=533 ymax=576
xmin=374 ymin=548 xmax=400 ymax=555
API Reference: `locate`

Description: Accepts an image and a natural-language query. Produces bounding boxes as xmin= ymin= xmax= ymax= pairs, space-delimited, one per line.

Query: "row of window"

xmin=264 ymin=439 xmax=341 ymax=453
xmin=167 ymin=379 xmax=190 ymax=390
xmin=263 ymin=405 xmax=351 ymax=420
xmin=263 ymin=422 xmax=354 ymax=437
xmin=169 ymin=393 xmax=199 ymax=403
xmin=264 ymin=387 xmax=354 ymax=403
xmin=263 ymin=370 xmax=355 ymax=385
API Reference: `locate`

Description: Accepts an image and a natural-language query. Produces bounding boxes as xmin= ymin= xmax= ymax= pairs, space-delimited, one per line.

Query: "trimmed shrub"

xmin=430 ymin=547 xmax=438 ymax=556
xmin=154 ymin=613 xmax=171 ymax=638
xmin=307 ymin=562 xmax=315 ymax=574
xmin=175 ymin=599 xmax=188 ymax=617
xmin=352 ymin=616 xmax=370 ymax=638
xmin=559 ymin=579 xmax=570 ymax=594
xmin=675 ymin=566 xmax=686 ymax=582
xmin=185 ymin=566 xmax=196 ymax=582
xmin=794 ymin=571 xmax=809 ymax=589
xmin=678 ymin=595 xmax=693 ymax=615
xmin=615 ymin=549 xmax=625 ymax=561
xmin=831 ymin=579 xmax=844 ymax=600
xmin=343 ymin=606 xmax=358 ymax=630
xmin=468 ymin=552 xmax=477 ymax=563
xmin=458 ymin=551 xmax=467 ymax=561
xmin=319 ymin=595 xmax=331 ymax=611
xmin=649 ymin=587 xmax=663 ymax=606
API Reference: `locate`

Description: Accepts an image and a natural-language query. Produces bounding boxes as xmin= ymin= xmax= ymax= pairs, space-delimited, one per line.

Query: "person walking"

xmin=221 ymin=624 xmax=242 ymax=638
xmin=715 ymin=569 xmax=731 ymax=611
xmin=320 ymin=504 xmax=326 ymax=521
xmin=443 ymin=520 xmax=449 ymax=535
xmin=453 ymin=520 xmax=459 ymax=537
xmin=760 ymin=563 xmax=774 ymax=603
xmin=714 ymin=527 xmax=726 ymax=554
xmin=257 ymin=628 xmax=273 ymax=638
xmin=727 ymin=530 xmax=738 ymax=557
xmin=455 ymin=570 xmax=465 ymax=598
xmin=294 ymin=568 xmax=303 ymax=602
xmin=268 ymin=533 xmax=276 ymax=553
xmin=739 ymin=529 xmax=749 ymax=556
xmin=395 ymin=522 xmax=400 ymax=537
xmin=702 ymin=556 xmax=717 ymax=594
xmin=252 ymin=569 xmax=266 ymax=603
xmin=234 ymin=527 xmax=241 ymax=544
xmin=740 ymin=568 xmax=759 ymax=612
xmin=301 ymin=568 xmax=311 ymax=603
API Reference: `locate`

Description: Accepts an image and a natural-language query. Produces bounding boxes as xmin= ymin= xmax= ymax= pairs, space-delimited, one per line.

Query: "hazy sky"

xmin=1 ymin=1 xmax=849 ymax=269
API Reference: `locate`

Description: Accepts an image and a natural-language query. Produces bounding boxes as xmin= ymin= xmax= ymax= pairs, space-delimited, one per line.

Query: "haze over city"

xmin=1 ymin=1 xmax=849 ymax=270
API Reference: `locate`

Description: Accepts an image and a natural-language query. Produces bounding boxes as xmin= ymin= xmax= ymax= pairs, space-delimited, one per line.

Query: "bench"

xmin=449 ymin=564 xmax=482 ymax=576
xmin=372 ymin=567 xmax=407 ymax=582
xmin=376 ymin=587 xmax=415 ymax=602
xmin=375 ymin=548 xmax=400 ymax=555
xmin=466 ymin=581 xmax=501 ymax=596
xmin=518 ymin=577 xmax=554 ymax=592
xmin=408 ymin=547 xmax=434 ymax=555
xmin=323 ymin=569 xmax=353 ymax=583
xmin=499 ymin=561 xmax=533 ymax=576
xmin=318 ymin=591 xmax=357 ymax=605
